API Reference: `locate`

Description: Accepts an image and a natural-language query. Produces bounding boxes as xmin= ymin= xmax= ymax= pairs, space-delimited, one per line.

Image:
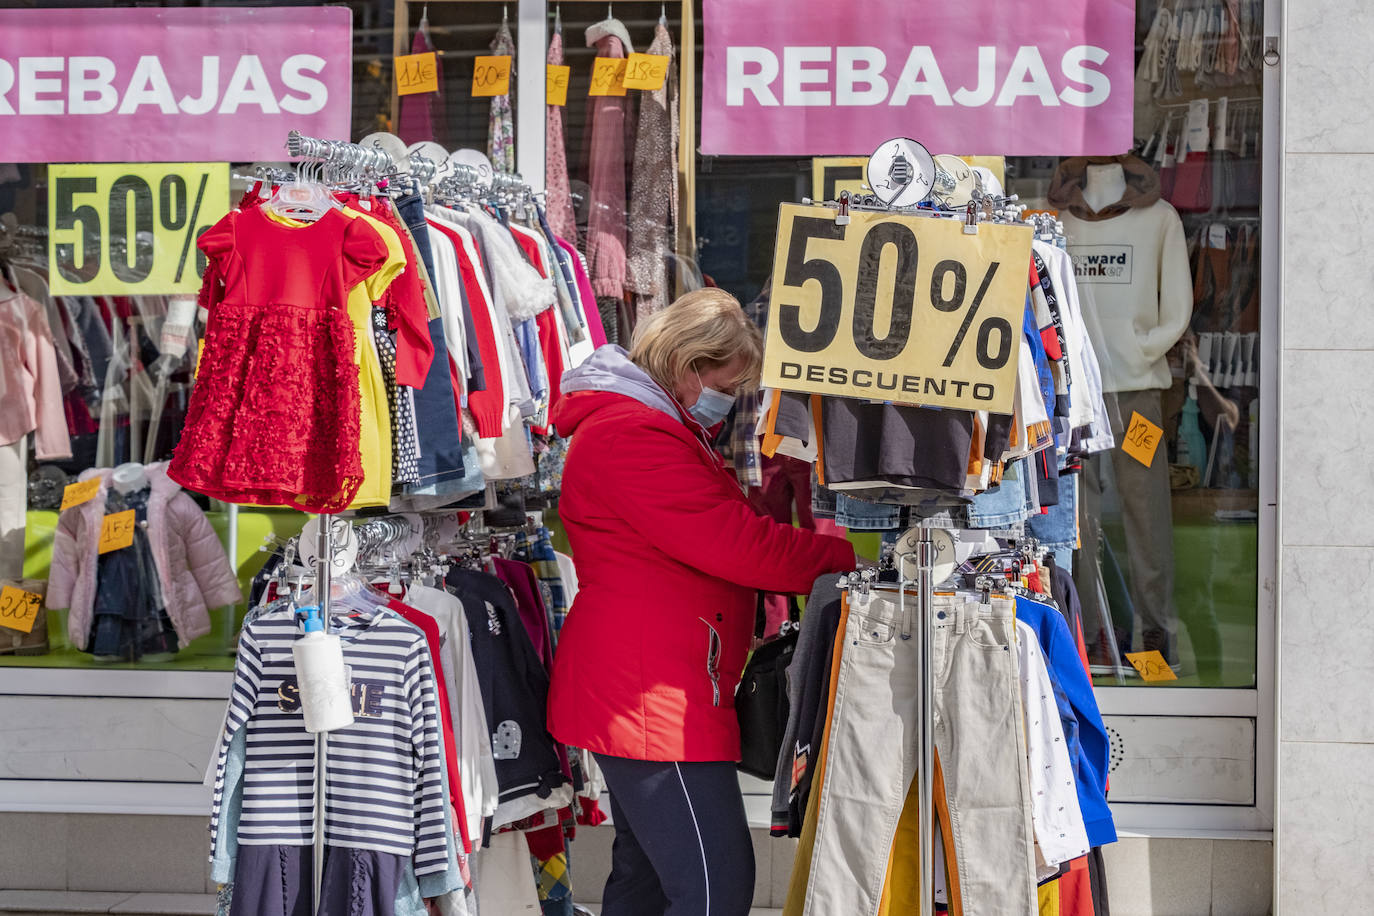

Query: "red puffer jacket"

xmin=547 ymin=350 xmax=855 ymax=763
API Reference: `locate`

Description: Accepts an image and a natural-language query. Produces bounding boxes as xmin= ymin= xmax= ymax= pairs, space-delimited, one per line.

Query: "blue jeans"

xmin=1027 ymin=472 xmax=1078 ymax=549
xmin=967 ymin=458 xmax=1033 ymax=529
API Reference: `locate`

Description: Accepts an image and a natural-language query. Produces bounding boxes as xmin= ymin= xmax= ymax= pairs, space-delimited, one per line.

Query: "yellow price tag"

xmin=623 ymin=53 xmax=669 ymax=91
xmin=0 ymin=585 xmax=43 ymax=635
xmin=1125 ymin=650 xmax=1178 ymax=682
xmin=395 ymin=51 xmax=439 ymax=96
xmin=98 ymin=509 xmax=137 ymax=555
xmin=60 ymin=477 xmax=102 ymax=512
xmin=472 ymin=55 xmax=512 ymax=97
xmin=48 ymin=163 xmax=230 ymax=297
xmin=546 ymin=64 xmax=571 ymax=106
xmin=811 ymin=157 xmax=869 ymax=202
xmin=958 ymin=156 xmax=1006 ymax=190
xmin=589 ymin=58 xmax=628 ymax=96
xmin=761 ymin=203 xmax=1033 ymax=414
xmin=1121 ymin=411 xmax=1164 ymax=467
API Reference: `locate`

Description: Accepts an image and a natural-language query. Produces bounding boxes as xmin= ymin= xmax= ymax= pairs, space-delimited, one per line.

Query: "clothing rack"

xmin=286 ymin=129 xmax=395 ymax=174
xmin=798 ymin=183 xmax=1059 ymax=912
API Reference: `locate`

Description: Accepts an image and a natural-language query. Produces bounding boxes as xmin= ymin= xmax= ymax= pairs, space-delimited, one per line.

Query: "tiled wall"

xmin=1278 ymin=4 xmax=1374 ymax=913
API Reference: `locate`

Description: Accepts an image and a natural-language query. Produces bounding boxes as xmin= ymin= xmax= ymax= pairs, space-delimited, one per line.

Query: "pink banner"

xmin=0 ymin=7 xmax=352 ymax=163
xmin=702 ymin=0 xmax=1134 ymax=157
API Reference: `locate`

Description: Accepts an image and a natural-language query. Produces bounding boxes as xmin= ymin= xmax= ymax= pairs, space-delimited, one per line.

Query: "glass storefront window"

xmin=691 ymin=4 xmax=1265 ymax=689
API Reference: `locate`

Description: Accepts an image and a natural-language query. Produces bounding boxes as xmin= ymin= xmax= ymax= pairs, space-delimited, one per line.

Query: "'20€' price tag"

xmin=1125 ymin=650 xmax=1178 ymax=682
xmin=472 ymin=56 xmax=512 ymax=97
xmin=0 ymin=585 xmax=43 ymax=635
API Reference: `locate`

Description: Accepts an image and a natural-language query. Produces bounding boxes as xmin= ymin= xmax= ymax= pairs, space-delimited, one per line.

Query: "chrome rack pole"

xmin=312 ymin=515 xmax=333 ymax=916
xmin=918 ymin=526 xmax=937 ymax=916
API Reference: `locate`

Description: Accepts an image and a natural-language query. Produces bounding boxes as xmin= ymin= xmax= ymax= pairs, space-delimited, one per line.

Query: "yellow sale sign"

xmin=762 ymin=203 xmax=1032 ymax=414
xmin=48 ymin=163 xmax=230 ymax=296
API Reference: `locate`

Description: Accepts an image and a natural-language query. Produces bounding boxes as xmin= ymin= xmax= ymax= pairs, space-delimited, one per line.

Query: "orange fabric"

xmin=934 ymin=750 xmax=962 ymax=916
xmin=1056 ymin=857 xmax=1094 ymax=916
xmin=762 ymin=388 xmax=784 ymax=458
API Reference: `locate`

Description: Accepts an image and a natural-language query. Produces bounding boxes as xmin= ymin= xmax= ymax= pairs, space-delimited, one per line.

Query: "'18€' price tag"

xmin=98 ymin=510 xmax=137 ymax=555
xmin=0 ymin=585 xmax=43 ymax=635
xmin=1121 ymin=411 xmax=1164 ymax=467
xmin=623 ymin=53 xmax=669 ymax=90
xmin=589 ymin=58 xmax=627 ymax=96
xmin=472 ymin=56 xmax=512 ymax=97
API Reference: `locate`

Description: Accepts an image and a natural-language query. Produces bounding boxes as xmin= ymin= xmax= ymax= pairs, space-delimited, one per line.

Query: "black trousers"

xmin=594 ymin=754 xmax=755 ymax=916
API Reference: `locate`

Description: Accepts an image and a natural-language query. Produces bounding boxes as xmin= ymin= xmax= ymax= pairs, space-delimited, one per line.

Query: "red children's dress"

xmin=169 ymin=205 xmax=389 ymax=512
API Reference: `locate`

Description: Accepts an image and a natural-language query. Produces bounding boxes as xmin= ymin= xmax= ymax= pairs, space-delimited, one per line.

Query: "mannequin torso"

xmin=111 ymin=463 xmax=150 ymax=494
xmin=1083 ymin=163 xmax=1128 ymax=214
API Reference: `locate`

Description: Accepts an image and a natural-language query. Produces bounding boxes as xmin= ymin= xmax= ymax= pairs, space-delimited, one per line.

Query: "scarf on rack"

xmin=584 ymin=22 xmax=631 ymax=300
xmin=544 ymin=31 xmax=578 ymax=244
xmin=625 ymin=21 xmax=679 ymax=320
xmin=489 ymin=21 xmax=516 ymax=174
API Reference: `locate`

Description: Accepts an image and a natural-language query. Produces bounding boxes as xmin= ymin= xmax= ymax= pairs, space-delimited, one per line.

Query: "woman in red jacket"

xmin=549 ymin=289 xmax=856 ymax=916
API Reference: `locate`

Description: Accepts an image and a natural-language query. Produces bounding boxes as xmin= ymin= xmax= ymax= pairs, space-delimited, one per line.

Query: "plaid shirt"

xmin=728 ymin=389 xmax=764 ymax=488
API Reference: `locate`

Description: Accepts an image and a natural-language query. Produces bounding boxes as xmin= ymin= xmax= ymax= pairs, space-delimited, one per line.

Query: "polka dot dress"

xmin=372 ymin=307 xmax=420 ymax=486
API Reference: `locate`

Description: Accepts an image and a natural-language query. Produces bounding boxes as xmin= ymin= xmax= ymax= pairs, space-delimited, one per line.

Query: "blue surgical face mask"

xmin=687 ymin=366 xmax=736 ymax=428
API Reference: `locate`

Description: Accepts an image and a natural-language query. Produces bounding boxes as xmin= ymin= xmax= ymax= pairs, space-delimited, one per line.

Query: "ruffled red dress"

xmin=169 ymin=206 xmax=389 ymax=512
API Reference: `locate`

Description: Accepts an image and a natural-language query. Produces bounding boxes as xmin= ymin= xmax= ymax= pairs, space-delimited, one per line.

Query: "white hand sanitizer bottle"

xmin=292 ymin=606 xmax=354 ymax=734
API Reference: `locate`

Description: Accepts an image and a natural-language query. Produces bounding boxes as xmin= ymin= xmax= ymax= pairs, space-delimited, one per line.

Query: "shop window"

xmin=692 ymin=2 xmax=1265 ymax=689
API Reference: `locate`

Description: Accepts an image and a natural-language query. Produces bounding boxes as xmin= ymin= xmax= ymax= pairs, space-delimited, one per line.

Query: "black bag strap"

xmin=754 ymin=592 xmax=802 ymax=641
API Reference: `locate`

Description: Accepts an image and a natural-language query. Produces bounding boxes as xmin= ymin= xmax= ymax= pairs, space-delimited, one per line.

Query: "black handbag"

xmin=736 ymin=593 xmax=800 ymax=781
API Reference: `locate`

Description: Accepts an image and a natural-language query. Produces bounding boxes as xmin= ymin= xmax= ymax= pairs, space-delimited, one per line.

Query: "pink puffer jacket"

xmin=47 ymin=463 xmax=242 ymax=650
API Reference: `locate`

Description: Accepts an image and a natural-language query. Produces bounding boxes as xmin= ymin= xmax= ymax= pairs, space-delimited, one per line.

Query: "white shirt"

xmin=1016 ymin=618 xmax=1091 ymax=876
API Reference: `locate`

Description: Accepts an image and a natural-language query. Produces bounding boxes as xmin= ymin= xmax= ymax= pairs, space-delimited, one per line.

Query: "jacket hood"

xmin=1047 ymin=154 xmax=1161 ymax=222
xmin=555 ymin=345 xmax=685 ymax=435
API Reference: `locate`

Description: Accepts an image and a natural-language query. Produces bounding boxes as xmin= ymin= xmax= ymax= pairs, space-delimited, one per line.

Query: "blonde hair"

xmin=629 ymin=289 xmax=763 ymax=392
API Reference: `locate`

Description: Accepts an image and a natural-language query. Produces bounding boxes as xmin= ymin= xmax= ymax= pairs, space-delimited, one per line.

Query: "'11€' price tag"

xmin=0 ymin=585 xmax=43 ymax=635
xmin=1121 ymin=411 xmax=1164 ymax=467
xmin=395 ymin=52 xmax=439 ymax=95
xmin=48 ymin=163 xmax=230 ymax=297
xmin=99 ymin=510 xmax=137 ymax=555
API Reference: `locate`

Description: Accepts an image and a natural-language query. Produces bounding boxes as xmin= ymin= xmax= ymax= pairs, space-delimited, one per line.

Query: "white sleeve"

xmin=1016 ymin=620 xmax=1090 ymax=877
xmin=1139 ymin=205 xmax=1194 ymax=364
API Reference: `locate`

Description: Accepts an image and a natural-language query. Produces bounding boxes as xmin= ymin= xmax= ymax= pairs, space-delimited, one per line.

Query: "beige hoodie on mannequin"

xmin=1050 ymin=154 xmax=1193 ymax=393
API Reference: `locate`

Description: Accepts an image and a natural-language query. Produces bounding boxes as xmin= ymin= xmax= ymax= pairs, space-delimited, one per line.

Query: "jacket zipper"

xmin=700 ymin=618 xmax=722 ymax=707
